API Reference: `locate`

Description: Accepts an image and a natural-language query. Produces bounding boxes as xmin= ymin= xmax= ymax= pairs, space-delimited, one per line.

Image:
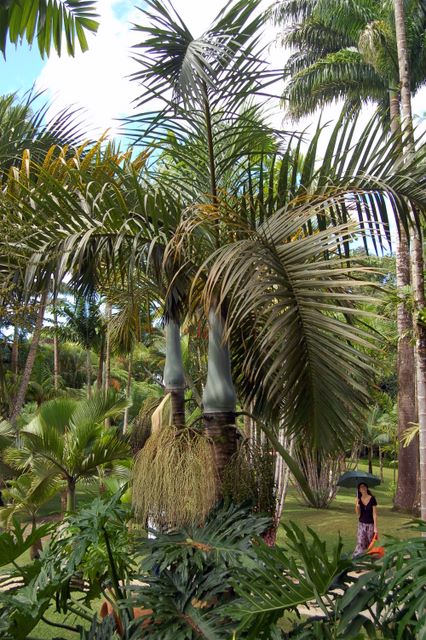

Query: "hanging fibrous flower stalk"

xmin=132 ymin=424 xmax=218 ymax=528
xmin=222 ymin=438 xmax=276 ymax=517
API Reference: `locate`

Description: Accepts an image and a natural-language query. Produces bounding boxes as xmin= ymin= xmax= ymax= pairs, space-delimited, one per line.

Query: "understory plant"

xmin=0 ymin=493 xmax=135 ymax=639
xmin=1 ymin=494 xmax=425 ymax=639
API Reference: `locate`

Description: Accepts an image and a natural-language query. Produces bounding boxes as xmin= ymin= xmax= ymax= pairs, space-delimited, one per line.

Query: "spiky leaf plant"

xmin=132 ymin=425 xmax=218 ymax=528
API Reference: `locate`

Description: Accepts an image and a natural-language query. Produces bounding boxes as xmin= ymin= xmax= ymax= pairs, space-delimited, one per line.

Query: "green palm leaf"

xmin=0 ymin=0 xmax=99 ymax=58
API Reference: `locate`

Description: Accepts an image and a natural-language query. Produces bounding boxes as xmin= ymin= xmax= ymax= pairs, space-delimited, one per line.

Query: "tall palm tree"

xmin=394 ymin=0 xmax=426 ymax=520
xmin=128 ymin=0 xmax=285 ymax=477
xmin=273 ymin=0 xmax=426 ymax=512
xmin=0 ymin=0 xmax=98 ymax=59
xmin=4 ymin=392 xmax=130 ymax=512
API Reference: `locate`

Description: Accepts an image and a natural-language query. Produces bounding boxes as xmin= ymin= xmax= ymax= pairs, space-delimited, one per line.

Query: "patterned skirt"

xmin=353 ymin=522 xmax=374 ymax=557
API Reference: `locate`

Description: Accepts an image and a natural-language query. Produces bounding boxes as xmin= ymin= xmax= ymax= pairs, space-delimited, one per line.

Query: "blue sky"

xmin=0 ymin=43 xmax=44 ymax=95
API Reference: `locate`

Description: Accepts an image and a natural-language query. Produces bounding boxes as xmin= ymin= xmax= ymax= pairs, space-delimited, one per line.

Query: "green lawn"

xmin=276 ymin=461 xmax=414 ymax=552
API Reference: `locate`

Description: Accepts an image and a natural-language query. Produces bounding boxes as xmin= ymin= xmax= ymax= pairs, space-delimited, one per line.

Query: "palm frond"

xmin=0 ymin=0 xmax=99 ymax=58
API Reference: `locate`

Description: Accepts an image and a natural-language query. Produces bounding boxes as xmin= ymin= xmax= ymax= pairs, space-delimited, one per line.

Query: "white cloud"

xmin=36 ymin=0 xmax=140 ymax=137
xmin=35 ymin=0 xmax=283 ymax=139
xmin=35 ymin=0 xmax=426 ymax=145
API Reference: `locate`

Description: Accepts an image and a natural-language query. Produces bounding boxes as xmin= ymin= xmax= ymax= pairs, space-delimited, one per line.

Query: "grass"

xmin=276 ymin=461 xmax=415 ymax=552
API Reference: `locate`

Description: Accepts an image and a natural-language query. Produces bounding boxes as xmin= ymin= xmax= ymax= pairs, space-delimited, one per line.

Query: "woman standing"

xmin=353 ymin=482 xmax=378 ymax=556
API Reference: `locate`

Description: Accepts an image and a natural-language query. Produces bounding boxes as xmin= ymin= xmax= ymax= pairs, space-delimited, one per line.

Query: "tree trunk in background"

xmin=53 ymin=303 xmax=60 ymax=391
xmin=202 ymin=309 xmax=238 ymax=485
xmin=29 ymin=514 xmax=43 ymax=560
xmin=67 ymin=478 xmax=76 ymax=512
xmin=394 ymin=0 xmax=426 ymax=520
xmin=104 ymin=304 xmax=112 ymax=428
xmin=394 ymin=224 xmax=418 ymax=511
xmin=97 ymin=335 xmax=105 ymax=391
xmin=123 ymin=353 xmax=132 ymax=434
xmin=9 ymin=290 xmax=48 ymax=427
xmin=86 ymin=349 xmax=92 ymax=399
xmin=11 ymin=323 xmax=19 ymax=377
xmin=104 ymin=303 xmax=111 ymax=396
xmin=163 ymin=320 xmax=185 ymax=427
xmin=379 ymin=447 xmax=383 ymax=482
xmin=368 ymin=446 xmax=373 ymax=474
xmin=389 ymin=88 xmax=418 ymax=512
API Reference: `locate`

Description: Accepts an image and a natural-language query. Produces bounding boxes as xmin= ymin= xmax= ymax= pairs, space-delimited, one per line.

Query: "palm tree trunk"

xmin=123 ymin=353 xmax=132 ymax=434
xmin=164 ymin=320 xmax=185 ymax=427
xmin=389 ymin=85 xmax=418 ymax=512
xmin=67 ymin=478 xmax=76 ymax=512
xmin=11 ymin=323 xmax=19 ymax=378
xmin=368 ymin=446 xmax=373 ymax=475
xmin=29 ymin=514 xmax=43 ymax=560
xmin=394 ymin=0 xmax=426 ymax=521
xmin=104 ymin=303 xmax=112 ymax=396
xmin=202 ymin=309 xmax=238 ymax=485
xmin=97 ymin=334 xmax=105 ymax=391
xmin=86 ymin=349 xmax=92 ymax=399
xmin=53 ymin=303 xmax=60 ymax=391
xmin=104 ymin=303 xmax=112 ymax=428
xmin=9 ymin=290 xmax=48 ymax=427
xmin=379 ymin=447 xmax=383 ymax=482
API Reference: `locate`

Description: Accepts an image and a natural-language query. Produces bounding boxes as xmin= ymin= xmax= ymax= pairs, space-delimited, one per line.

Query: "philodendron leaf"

xmin=0 ymin=519 xmax=52 ymax=567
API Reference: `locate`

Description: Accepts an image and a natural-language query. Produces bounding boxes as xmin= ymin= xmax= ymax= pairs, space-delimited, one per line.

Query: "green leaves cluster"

xmin=0 ymin=0 xmax=99 ymax=59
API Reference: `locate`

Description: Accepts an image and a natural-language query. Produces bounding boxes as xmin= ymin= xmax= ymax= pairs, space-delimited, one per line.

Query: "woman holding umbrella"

xmin=353 ymin=482 xmax=378 ymax=556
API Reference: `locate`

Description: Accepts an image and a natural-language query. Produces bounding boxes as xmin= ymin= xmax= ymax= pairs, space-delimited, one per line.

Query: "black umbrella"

xmin=337 ymin=470 xmax=381 ymax=489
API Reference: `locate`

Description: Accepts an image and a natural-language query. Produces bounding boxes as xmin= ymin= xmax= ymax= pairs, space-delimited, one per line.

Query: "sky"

xmin=0 ymin=0 xmax=425 ymax=143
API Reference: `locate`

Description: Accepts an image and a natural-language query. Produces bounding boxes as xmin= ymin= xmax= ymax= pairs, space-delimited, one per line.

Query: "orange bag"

xmin=367 ymin=533 xmax=384 ymax=558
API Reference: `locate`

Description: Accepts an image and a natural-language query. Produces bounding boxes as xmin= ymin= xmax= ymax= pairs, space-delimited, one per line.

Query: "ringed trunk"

xmin=86 ymin=349 xmax=92 ymax=399
xmin=389 ymin=88 xmax=418 ymax=512
xmin=123 ymin=352 xmax=132 ymax=434
xmin=67 ymin=478 xmax=76 ymax=512
xmin=11 ymin=323 xmax=19 ymax=378
xmin=164 ymin=320 xmax=186 ymax=427
xmin=393 ymin=0 xmax=426 ymax=519
xmin=202 ymin=309 xmax=238 ymax=485
xmin=53 ymin=301 xmax=60 ymax=391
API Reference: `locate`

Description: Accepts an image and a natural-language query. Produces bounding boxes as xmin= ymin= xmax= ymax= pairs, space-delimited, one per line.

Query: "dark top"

xmin=358 ymin=495 xmax=377 ymax=524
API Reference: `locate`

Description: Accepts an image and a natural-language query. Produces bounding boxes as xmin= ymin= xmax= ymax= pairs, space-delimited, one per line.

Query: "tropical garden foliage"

xmin=0 ymin=0 xmax=426 ymax=637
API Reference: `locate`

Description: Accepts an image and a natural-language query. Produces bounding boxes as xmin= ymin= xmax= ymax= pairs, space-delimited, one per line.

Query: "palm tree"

xmin=0 ymin=0 xmax=98 ymax=59
xmin=4 ymin=392 xmax=130 ymax=512
xmin=273 ymin=0 xmax=426 ymax=512
xmin=0 ymin=473 xmax=58 ymax=558
xmin=393 ymin=0 xmax=426 ymax=520
xmin=57 ymin=296 xmax=104 ymax=399
xmin=362 ymin=406 xmax=391 ymax=475
xmin=128 ymin=0 xmax=285 ymax=477
xmin=273 ymin=0 xmax=426 ymax=120
xmin=6 ymin=88 xmax=426 ymax=499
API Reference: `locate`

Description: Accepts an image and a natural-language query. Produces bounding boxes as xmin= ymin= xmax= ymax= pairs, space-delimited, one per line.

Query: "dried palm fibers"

xmin=132 ymin=424 xmax=218 ymax=528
